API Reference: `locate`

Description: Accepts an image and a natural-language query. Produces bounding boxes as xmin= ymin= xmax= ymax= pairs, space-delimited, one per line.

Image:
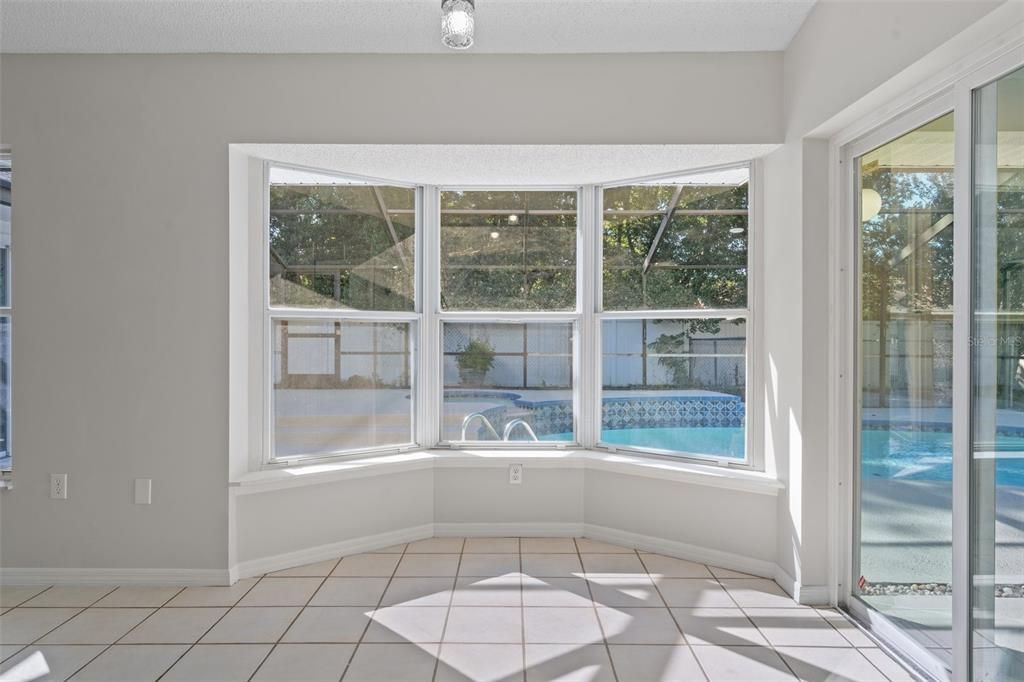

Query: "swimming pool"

xmin=543 ymin=425 xmax=1024 ymax=486
xmin=860 ymin=429 xmax=1024 ymax=486
xmin=543 ymin=426 xmax=745 ymax=458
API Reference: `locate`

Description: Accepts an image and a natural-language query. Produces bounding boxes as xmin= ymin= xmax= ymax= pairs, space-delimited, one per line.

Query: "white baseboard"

xmin=433 ymin=522 xmax=584 ymax=537
xmin=774 ymin=566 xmax=831 ymax=605
xmin=233 ymin=523 xmax=434 ymax=580
xmin=0 ymin=567 xmax=232 ymax=587
xmin=583 ymin=524 xmax=778 ymax=580
xmin=5 ymin=522 xmax=828 ymax=605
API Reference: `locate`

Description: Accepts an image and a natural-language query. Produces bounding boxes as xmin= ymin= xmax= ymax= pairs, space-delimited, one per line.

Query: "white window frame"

xmin=0 ymin=148 xmax=11 ymax=486
xmin=592 ymin=162 xmax=760 ymax=469
xmin=432 ymin=185 xmax=584 ymax=449
xmin=261 ymin=161 xmax=422 ymax=467
xmin=256 ymin=163 xmax=763 ymax=471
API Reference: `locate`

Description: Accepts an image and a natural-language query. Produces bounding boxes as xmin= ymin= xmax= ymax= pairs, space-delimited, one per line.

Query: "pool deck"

xmin=861 ymin=478 xmax=1024 ymax=585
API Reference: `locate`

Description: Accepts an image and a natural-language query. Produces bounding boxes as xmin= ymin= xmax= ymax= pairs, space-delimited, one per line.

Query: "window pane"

xmin=601 ymin=318 xmax=745 ymax=458
xmin=442 ymin=322 xmax=574 ymax=442
xmin=603 ymin=167 xmax=748 ymax=310
xmin=440 ymin=190 xmax=577 ymax=310
xmin=971 ymin=67 xmax=1024 ymax=682
xmin=0 ymin=317 xmax=8 ymax=471
xmin=272 ymin=319 xmax=413 ymax=458
xmin=269 ymin=168 xmax=415 ymax=311
xmin=854 ymin=112 xmax=954 ymax=664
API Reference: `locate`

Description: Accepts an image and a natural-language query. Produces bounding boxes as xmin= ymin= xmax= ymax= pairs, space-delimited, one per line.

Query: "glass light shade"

xmin=442 ymin=0 xmax=475 ymax=50
xmin=861 ymin=187 xmax=882 ymax=222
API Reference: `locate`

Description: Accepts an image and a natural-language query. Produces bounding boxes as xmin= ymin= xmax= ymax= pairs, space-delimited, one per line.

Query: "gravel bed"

xmin=861 ymin=583 xmax=1024 ymax=597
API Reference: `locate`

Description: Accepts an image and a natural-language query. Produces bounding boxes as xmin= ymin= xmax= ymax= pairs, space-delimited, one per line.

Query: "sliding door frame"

xmin=839 ymin=92 xmax=957 ymax=682
xmin=831 ymin=34 xmax=1024 ymax=682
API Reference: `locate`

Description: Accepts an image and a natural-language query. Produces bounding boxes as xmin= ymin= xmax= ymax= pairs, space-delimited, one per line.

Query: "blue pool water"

xmin=860 ymin=429 xmax=1024 ymax=486
xmin=544 ymin=427 xmax=745 ymax=458
xmin=544 ymin=426 xmax=1024 ymax=486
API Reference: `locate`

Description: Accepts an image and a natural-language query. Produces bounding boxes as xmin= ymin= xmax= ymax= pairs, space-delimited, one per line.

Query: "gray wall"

xmin=0 ymin=52 xmax=782 ymax=571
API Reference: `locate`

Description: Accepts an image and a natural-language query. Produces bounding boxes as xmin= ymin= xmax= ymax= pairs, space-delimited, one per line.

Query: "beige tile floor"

xmin=0 ymin=537 xmax=915 ymax=681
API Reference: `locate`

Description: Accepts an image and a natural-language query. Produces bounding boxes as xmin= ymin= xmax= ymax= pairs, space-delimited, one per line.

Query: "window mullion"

xmin=419 ymin=185 xmax=441 ymax=448
xmin=579 ymin=185 xmax=599 ymax=448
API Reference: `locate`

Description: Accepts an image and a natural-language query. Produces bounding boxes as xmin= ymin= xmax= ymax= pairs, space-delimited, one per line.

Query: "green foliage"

xmin=456 ymin=339 xmax=496 ymax=385
xmin=338 ymin=374 xmax=382 ymax=389
xmin=440 ymin=190 xmax=578 ymax=310
xmin=860 ymin=168 xmax=954 ymax=321
xmin=269 ymin=184 xmax=416 ymax=311
xmin=602 ymin=184 xmax=748 ymax=310
xmin=646 ymin=319 xmax=724 ymax=388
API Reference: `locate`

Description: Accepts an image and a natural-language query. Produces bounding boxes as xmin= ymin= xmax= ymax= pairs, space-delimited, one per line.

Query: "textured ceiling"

xmin=235 ymin=144 xmax=780 ymax=185
xmin=1 ymin=0 xmax=817 ymax=54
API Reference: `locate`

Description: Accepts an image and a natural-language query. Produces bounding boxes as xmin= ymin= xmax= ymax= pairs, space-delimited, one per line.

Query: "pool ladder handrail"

xmin=461 ymin=412 xmax=501 ymax=441
xmin=503 ymin=418 xmax=539 ymax=442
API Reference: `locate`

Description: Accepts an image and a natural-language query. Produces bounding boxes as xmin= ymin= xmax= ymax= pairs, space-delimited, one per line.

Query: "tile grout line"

xmin=338 ymin=541 xmax=414 ymax=682
xmin=814 ymin=608 xmax=899 ymax=681
xmin=5 ymin=585 xmax=122 ymax=680
xmin=574 ymin=537 xmax=619 ymax=682
xmin=246 ymin=556 xmax=344 ymax=681
xmin=4 ymin=543 xmax=912 ymax=681
xmin=702 ymin=557 xmax=798 ymax=678
xmin=17 ymin=584 xmax=119 ymax=646
xmin=518 ymin=538 xmax=527 ymax=682
xmin=3 ymin=584 xmax=55 ymax=609
xmin=635 ymin=550 xmax=711 ymax=682
xmin=154 ymin=574 xmax=264 ymax=681
xmin=61 ymin=585 xmax=188 ymax=681
xmin=430 ymin=537 xmax=465 ymax=682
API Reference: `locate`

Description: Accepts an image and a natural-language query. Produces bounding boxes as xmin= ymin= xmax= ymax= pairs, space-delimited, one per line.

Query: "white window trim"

xmin=253 ymin=159 xmax=764 ymax=473
xmin=0 ymin=147 xmax=10 ymax=489
xmin=260 ymin=161 xmax=422 ymax=468
xmin=593 ymin=161 xmax=759 ymax=470
xmin=432 ymin=184 xmax=583 ymax=449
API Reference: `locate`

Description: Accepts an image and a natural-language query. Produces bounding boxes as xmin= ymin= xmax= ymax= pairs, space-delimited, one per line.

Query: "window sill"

xmin=0 ymin=473 xmax=12 ymax=490
xmin=230 ymin=449 xmax=782 ymax=497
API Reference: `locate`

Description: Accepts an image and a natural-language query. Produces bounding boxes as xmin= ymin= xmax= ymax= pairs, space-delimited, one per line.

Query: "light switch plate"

xmin=134 ymin=478 xmax=152 ymax=505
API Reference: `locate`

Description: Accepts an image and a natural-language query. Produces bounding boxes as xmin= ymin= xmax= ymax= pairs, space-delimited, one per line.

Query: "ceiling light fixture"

xmin=442 ymin=0 xmax=475 ymax=50
xmin=861 ymin=188 xmax=882 ymax=222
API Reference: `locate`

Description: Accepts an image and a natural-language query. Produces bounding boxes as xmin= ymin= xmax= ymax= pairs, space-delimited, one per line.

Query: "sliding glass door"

xmin=971 ymin=65 xmax=1024 ymax=682
xmin=853 ymin=112 xmax=956 ymax=671
xmin=848 ymin=59 xmax=1024 ymax=682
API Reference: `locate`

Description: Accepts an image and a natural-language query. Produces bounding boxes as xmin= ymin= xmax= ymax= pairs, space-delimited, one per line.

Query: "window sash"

xmin=437 ymin=319 xmax=580 ymax=447
xmin=265 ymin=312 xmax=419 ymax=464
xmin=595 ymin=315 xmax=749 ymax=465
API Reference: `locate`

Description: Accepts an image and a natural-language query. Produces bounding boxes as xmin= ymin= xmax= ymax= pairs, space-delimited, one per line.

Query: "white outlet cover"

xmin=50 ymin=473 xmax=68 ymax=500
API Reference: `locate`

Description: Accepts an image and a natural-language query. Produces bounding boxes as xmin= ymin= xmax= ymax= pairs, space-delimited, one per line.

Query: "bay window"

xmin=262 ymin=163 xmax=754 ymax=467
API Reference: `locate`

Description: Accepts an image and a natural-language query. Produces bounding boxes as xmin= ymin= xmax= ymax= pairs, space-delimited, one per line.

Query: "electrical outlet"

xmin=509 ymin=463 xmax=523 ymax=485
xmin=50 ymin=473 xmax=68 ymax=500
